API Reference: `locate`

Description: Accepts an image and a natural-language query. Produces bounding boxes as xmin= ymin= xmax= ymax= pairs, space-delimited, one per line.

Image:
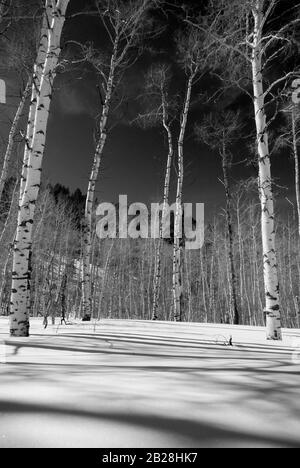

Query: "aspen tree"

xmin=172 ymin=26 xmax=213 ymax=321
xmin=186 ymin=0 xmax=300 ymax=338
xmin=173 ymin=69 xmax=193 ymax=322
xmin=81 ymin=0 xmax=158 ymax=320
xmin=20 ymin=2 xmax=51 ymax=202
xmin=292 ymin=107 xmax=300 ymax=239
xmin=195 ymin=111 xmax=242 ymax=325
xmin=152 ymin=73 xmax=173 ymax=321
xmin=0 ymin=3 xmax=39 ymax=200
xmin=134 ymin=63 xmax=175 ymax=320
xmin=251 ymin=1 xmax=281 ymax=338
xmin=10 ymin=0 xmax=70 ymax=337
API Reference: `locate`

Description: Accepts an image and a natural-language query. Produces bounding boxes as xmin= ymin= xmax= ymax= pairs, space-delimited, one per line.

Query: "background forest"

xmin=1 ymin=179 xmax=300 ymax=328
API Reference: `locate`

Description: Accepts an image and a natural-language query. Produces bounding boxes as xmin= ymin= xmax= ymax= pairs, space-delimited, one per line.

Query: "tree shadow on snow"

xmin=0 ymin=399 xmax=298 ymax=448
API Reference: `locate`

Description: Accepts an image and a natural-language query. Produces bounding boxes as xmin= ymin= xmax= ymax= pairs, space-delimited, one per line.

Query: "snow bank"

xmin=0 ymin=318 xmax=300 ymax=448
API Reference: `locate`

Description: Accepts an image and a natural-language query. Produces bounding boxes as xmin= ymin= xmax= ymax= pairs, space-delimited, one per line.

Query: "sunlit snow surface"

xmin=1 ymin=318 xmax=300 ymax=448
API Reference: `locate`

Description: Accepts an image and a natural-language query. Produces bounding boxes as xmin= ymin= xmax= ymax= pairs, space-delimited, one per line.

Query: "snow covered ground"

xmin=1 ymin=318 xmax=300 ymax=448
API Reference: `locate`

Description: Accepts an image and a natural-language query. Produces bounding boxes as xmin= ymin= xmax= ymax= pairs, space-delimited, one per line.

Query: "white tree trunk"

xmin=292 ymin=108 xmax=300 ymax=239
xmin=152 ymin=97 xmax=173 ymax=320
xmin=81 ymin=54 xmax=117 ymax=320
xmin=173 ymin=75 xmax=194 ymax=322
xmin=20 ymin=2 xmax=51 ymax=202
xmin=0 ymin=80 xmax=31 ymax=202
xmin=221 ymin=143 xmax=239 ymax=325
xmin=10 ymin=0 xmax=70 ymax=337
xmin=252 ymin=2 xmax=281 ymax=340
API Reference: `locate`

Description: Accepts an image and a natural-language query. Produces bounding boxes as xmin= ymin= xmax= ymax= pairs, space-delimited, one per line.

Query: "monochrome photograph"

xmin=0 ymin=0 xmax=300 ymax=450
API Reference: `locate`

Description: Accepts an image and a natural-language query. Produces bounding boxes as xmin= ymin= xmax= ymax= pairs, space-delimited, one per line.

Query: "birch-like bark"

xmin=0 ymin=80 xmax=31 ymax=203
xmin=152 ymin=91 xmax=173 ymax=321
xmin=81 ymin=39 xmax=118 ymax=320
xmin=221 ymin=142 xmax=239 ymax=325
xmin=20 ymin=2 xmax=51 ymax=202
xmin=10 ymin=0 xmax=70 ymax=337
xmin=292 ymin=108 xmax=300 ymax=239
xmin=173 ymin=74 xmax=194 ymax=322
xmin=252 ymin=1 xmax=281 ymax=340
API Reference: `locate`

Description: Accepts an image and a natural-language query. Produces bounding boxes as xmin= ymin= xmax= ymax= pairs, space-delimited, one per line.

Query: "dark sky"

xmin=42 ymin=0 xmax=230 ymax=212
xmin=1 ymin=0 xmax=298 ymax=217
